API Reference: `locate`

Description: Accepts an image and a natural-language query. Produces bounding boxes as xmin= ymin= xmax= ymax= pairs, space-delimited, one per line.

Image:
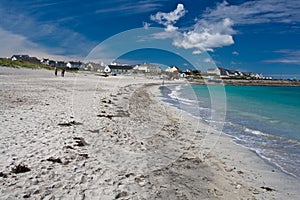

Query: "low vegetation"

xmin=0 ymin=58 xmax=53 ymax=70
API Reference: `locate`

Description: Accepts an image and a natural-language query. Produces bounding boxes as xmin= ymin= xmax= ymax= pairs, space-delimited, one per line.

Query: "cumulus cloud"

xmin=150 ymin=1 xmax=300 ymax=54
xmin=150 ymin=4 xmax=235 ymax=53
xmin=150 ymin=3 xmax=186 ymax=31
xmin=165 ymin=24 xmax=178 ymax=32
xmin=173 ymin=18 xmax=235 ymax=52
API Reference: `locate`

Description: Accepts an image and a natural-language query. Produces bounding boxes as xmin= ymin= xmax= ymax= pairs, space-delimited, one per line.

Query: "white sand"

xmin=0 ymin=67 xmax=299 ymax=199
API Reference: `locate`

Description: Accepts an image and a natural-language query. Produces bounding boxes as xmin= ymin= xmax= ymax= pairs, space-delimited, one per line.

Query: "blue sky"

xmin=0 ymin=0 xmax=300 ymax=78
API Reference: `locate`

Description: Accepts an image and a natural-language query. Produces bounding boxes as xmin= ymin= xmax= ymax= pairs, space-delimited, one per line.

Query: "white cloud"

xmin=230 ymin=61 xmax=240 ymax=65
xmin=232 ymin=51 xmax=239 ymax=55
xmin=263 ymin=58 xmax=300 ymax=65
xmin=150 ymin=3 xmax=186 ymax=29
xmin=264 ymin=49 xmax=300 ymax=65
xmin=204 ymin=58 xmax=212 ymax=63
xmin=143 ymin=22 xmax=151 ymax=29
xmin=165 ymin=24 xmax=178 ymax=32
xmin=192 ymin=50 xmax=202 ymax=55
xmin=264 ymin=59 xmax=300 ymax=64
xmin=0 ymin=27 xmax=74 ymax=60
xmin=203 ymin=0 xmax=300 ymax=25
xmin=151 ymin=30 xmax=179 ymax=40
xmin=150 ymin=4 xmax=235 ymax=53
xmin=95 ymin=0 xmax=164 ymax=15
xmin=0 ymin=3 xmax=95 ymax=58
xmin=173 ymin=18 xmax=235 ymax=52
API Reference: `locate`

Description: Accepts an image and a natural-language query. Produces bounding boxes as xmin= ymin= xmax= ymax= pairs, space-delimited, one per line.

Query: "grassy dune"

xmin=0 ymin=58 xmax=53 ymax=70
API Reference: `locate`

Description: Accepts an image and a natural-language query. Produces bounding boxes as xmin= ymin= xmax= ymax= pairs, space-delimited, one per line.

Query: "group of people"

xmin=54 ymin=67 xmax=66 ymax=77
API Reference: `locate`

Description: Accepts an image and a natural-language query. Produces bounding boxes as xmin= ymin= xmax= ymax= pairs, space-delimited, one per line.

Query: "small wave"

xmin=244 ymin=128 xmax=270 ymax=137
xmin=287 ymin=139 xmax=300 ymax=145
xmin=243 ymin=127 xmax=300 ymax=146
xmin=205 ymin=119 xmax=227 ymax=124
xmin=198 ymin=107 xmax=211 ymax=111
xmin=244 ymin=128 xmax=286 ymax=141
xmin=232 ymin=137 xmax=300 ymax=179
xmin=248 ymin=147 xmax=299 ymax=179
xmin=174 ymin=85 xmax=183 ymax=91
xmin=269 ymin=119 xmax=281 ymax=124
xmin=230 ymin=126 xmax=300 ymax=179
xmin=168 ymin=90 xmax=200 ymax=105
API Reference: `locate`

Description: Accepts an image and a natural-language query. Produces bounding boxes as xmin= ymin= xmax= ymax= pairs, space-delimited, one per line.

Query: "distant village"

xmin=8 ymin=54 xmax=272 ymax=80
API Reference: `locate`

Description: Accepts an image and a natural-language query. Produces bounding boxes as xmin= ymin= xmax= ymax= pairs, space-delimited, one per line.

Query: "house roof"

xmin=12 ymin=55 xmax=40 ymax=63
xmin=12 ymin=55 xmax=30 ymax=59
xmin=69 ymin=61 xmax=82 ymax=65
xmin=217 ymin=67 xmax=228 ymax=76
xmin=108 ymin=65 xmax=133 ymax=70
xmin=168 ymin=66 xmax=180 ymax=70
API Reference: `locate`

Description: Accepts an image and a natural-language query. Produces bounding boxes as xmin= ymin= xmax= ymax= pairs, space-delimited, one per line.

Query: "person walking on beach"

xmin=61 ymin=66 xmax=66 ymax=77
xmin=54 ymin=67 xmax=58 ymax=76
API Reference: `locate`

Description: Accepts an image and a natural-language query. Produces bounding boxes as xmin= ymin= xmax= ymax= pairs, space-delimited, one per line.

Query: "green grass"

xmin=0 ymin=58 xmax=53 ymax=70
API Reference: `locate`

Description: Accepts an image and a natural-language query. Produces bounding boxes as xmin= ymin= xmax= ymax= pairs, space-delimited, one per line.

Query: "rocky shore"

xmin=190 ymin=78 xmax=300 ymax=86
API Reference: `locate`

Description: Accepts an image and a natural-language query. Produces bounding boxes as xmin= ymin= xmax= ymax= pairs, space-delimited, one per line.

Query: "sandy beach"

xmin=1 ymin=67 xmax=300 ymax=199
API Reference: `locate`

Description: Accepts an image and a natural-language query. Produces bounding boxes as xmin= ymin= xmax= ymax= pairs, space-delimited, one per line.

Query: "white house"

xmin=165 ymin=66 xmax=180 ymax=73
xmin=11 ymin=55 xmax=29 ymax=61
xmin=180 ymin=73 xmax=187 ymax=78
xmin=11 ymin=55 xmax=40 ymax=64
xmin=66 ymin=61 xmax=82 ymax=69
xmin=207 ymin=68 xmax=221 ymax=76
xmin=251 ymin=73 xmax=264 ymax=79
xmin=85 ymin=62 xmax=104 ymax=71
xmin=104 ymin=66 xmax=111 ymax=73
xmin=207 ymin=67 xmax=264 ymax=79
xmin=134 ymin=63 xmax=162 ymax=74
xmin=108 ymin=65 xmax=134 ymax=74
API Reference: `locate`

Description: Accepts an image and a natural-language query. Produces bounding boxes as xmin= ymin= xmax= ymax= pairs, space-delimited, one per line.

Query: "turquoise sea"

xmin=160 ymin=84 xmax=300 ymax=179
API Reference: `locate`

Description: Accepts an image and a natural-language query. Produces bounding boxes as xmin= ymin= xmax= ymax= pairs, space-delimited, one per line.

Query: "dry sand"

xmin=0 ymin=67 xmax=300 ymax=199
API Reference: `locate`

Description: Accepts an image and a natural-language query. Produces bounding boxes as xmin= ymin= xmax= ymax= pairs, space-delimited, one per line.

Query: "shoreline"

xmin=1 ymin=67 xmax=300 ymax=199
xmin=157 ymin=83 xmax=300 ymax=180
xmin=150 ymin=82 xmax=300 ymax=199
xmin=157 ymin=84 xmax=300 ymax=181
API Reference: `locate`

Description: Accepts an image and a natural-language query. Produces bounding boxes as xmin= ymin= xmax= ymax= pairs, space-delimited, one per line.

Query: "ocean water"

xmin=160 ymin=84 xmax=300 ymax=179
